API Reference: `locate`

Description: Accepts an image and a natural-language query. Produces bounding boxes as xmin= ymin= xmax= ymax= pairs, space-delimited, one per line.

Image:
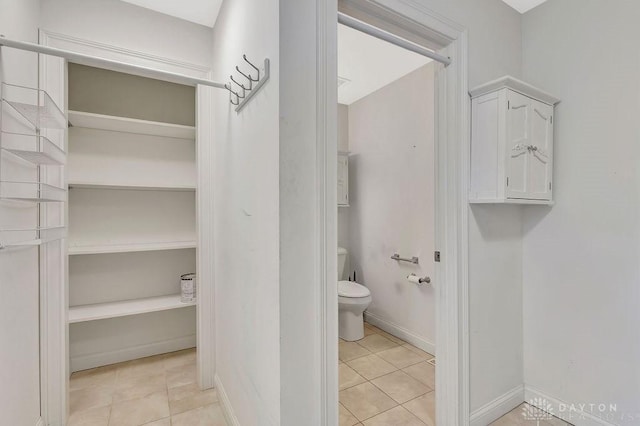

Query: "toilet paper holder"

xmin=408 ymin=273 xmax=431 ymax=285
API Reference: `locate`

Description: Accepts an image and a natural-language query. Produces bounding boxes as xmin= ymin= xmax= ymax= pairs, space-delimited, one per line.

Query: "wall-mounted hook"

xmin=230 ymin=75 xmax=248 ymax=97
xmin=224 ymin=83 xmax=240 ymax=105
xmin=235 ymin=66 xmax=255 ymax=88
xmin=243 ymin=54 xmax=260 ymax=81
xmin=227 ymin=56 xmax=270 ymax=112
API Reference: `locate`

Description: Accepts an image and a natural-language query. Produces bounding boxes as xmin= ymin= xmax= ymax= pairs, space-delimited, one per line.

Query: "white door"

xmin=527 ymin=100 xmax=553 ymax=200
xmin=505 ymin=90 xmax=531 ymax=199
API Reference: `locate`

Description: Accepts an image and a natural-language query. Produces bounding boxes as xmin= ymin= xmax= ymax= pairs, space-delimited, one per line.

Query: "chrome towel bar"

xmin=391 ymin=253 xmax=419 ymax=264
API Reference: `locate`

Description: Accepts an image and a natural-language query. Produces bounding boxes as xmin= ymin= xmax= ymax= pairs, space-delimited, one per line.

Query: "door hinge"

xmin=550 ymin=115 xmax=553 ymax=124
xmin=549 ymin=181 xmax=552 ymax=190
xmin=506 ymin=177 xmax=509 ymax=186
xmin=508 ymin=100 xmax=510 ymax=109
xmin=434 ymin=251 xmax=441 ymax=262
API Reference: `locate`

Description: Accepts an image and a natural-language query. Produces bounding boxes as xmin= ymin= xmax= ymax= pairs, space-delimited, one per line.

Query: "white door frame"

xmin=38 ymin=30 xmax=216 ymax=425
xmin=318 ymin=1 xmax=470 ymax=424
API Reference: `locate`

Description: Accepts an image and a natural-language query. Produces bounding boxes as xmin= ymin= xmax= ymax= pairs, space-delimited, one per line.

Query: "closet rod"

xmin=0 ymin=36 xmax=226 ymax=89
xmin=337 ymin=12 xmax=452 ymax=66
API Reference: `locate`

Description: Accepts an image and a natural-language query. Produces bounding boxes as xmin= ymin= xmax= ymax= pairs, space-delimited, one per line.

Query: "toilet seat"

xmin=338 ymin=280 xmax=370 ymax=298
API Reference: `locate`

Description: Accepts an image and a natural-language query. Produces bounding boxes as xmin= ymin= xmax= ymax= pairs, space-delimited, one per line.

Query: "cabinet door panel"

xmin=528 ymin=101 xmax=553 ymax=200
xmin=337 ymin=154 xmax=349 ymax=206
xmin=505 ymin=91 xmax=530 ymax=198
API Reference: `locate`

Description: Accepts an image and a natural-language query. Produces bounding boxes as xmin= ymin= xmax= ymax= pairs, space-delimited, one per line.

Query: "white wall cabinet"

xmin=470 ymin=76 xmax=560 ymax=204
xmin=338 ymin=152 xmax=349 ymax=207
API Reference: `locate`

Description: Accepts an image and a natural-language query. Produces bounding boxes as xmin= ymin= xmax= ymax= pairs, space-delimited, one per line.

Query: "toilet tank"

xmin=338 ymin=247 xmax=347 ymax=280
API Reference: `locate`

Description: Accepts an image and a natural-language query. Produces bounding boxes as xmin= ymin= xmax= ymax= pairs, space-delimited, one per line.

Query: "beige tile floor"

xmin=68 ymin=348 xmax=228 ymax=426
xmin=491 ymin=403 xmax=572 ymax=426
xmin=341 ymin=323 xmax=571 ymax=426
xmin=69 ymin=330 xmax=570 ymax=426
xmin=339 ymin=322 xmax=436 ymax=425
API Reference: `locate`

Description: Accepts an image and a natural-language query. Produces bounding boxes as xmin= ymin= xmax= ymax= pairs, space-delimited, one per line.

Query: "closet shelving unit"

xmin=67 ymin=110 xmax=196 ymax=322
xmin=67 ymin=65 xmax=197 ymax=371
xmin=0 ymin=82 xmax=67 ymax=250
xmin=66 ymin=110 xmax=197 ymax=258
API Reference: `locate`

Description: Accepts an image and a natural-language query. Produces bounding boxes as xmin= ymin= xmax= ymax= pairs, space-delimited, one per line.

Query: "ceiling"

xmin=119 ymin=0 xmax=223 ymax=27
xmin=116 ymin=0 xmax=548 ymax=31
xmin=338 ymin=24 xmax=431 ymax=105
xmin=500 ymin=0 xmax=549 ymax=13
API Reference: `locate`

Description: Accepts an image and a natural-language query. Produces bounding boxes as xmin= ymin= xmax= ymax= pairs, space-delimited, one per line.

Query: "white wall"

xmin=210 ymin=0 xmax=281 ymax=424
xmin=347 ymin=64 xmax=436 ymax=350
xmin=522 ymin=1 xmax=640 ymax=423
xmin=395 ymin=0 xmax=525 ymax=415
xmin=414 ymin=0 xmax=521 ymax=88
xmin=0 ymin=1 xmax=42 ymax=424
xmin=39 ymin=0 xmax=213 ymax=68
xmin=279 ymin=0 xmax=339 ymax=423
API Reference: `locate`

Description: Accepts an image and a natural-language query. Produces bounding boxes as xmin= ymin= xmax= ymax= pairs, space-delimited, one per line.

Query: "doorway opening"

xmin=336 ymin=19 xmax=438 ymax=424
xmin=319 ymin=1 xmax=470 ymax=424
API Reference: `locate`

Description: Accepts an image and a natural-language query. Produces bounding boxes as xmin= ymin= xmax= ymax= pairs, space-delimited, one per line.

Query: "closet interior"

xmin=66 ymin=64 xmax=198 ymax=372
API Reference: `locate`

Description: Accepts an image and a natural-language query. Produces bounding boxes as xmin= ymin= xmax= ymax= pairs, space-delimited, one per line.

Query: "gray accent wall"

xmin=68 ymin=64 xmax=196 ymax=126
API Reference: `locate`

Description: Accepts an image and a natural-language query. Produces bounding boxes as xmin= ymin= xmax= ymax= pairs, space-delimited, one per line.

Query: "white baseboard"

xmin=525 ymin=386 xmax=617 ymax=426
xmin=215 ymin=374 xmax=240 ymax=426
xmin=364 ymin=311 xmax=436 ymax=355
xmin=470 ymin=385 xmax=524 ymax=426
xmin=70 ymin=334 xmax=196 ymax=372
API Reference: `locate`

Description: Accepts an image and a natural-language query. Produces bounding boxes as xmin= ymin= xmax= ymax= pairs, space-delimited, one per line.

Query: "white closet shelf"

xmin=68 ymin=182 xmax=195 ymax=192
xmin=68 ymin=294 xmax=196 ymax=323
xmin=68 ymin=110 xmax=195 ymax=139
xmin=2 ymin=83 xmax=67 ymax=130
xmin=68 ymin=240 xmax=197 ymax=255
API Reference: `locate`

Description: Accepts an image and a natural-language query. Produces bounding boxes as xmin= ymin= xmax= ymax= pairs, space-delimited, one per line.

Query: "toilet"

xmin=338 ymin=247 xmax=372 ymax=341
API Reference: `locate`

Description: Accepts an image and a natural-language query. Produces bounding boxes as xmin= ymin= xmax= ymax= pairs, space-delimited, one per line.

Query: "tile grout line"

xmin=368 ymin=371 xmax=431 ymax=404
xmin=339 ymin=401 xmax=361 ymax=426
xmin=339 ymin=323 xmax=436 ymax=425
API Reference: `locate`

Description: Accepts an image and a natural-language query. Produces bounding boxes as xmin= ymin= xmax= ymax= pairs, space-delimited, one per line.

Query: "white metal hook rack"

xmin=225 ymin=55 xmax=271 ymax=113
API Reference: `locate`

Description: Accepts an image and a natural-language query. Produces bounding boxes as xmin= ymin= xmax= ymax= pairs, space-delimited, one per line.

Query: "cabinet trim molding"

xmin=470 ymin=75 xmax=560 ymax=106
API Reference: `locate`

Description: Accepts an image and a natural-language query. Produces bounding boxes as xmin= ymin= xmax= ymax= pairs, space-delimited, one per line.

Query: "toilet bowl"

xmin=338 ymin=280 xmax=371 ymax=341
xmin=337 ymin=247 xmax=372 ymax=341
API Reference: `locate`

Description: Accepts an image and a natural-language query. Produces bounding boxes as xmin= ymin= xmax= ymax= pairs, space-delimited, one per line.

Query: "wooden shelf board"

xmin=68 ymin=110 xmax=195 ymax=139
xmin=68 ymin=241 xmax=197 ymax=255
xmin=68 ymin=294 xmax=195 ymax=323
xmin=69 ymin=182 xmax=196 ymax=192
